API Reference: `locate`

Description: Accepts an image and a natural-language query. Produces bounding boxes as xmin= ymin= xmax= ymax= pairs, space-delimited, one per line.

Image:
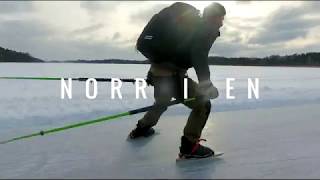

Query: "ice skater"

xmin=129 ymin=2 xmax=226 ymax=160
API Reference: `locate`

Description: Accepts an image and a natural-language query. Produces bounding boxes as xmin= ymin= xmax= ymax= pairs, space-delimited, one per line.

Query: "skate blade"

xmin=176 ymin=152 xmax=224 ymax=162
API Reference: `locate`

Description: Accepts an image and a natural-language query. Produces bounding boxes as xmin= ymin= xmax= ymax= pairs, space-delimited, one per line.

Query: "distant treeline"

xmin=66 ymin=52 xmax=320 ymax=67
xmin=1 ymin=46 xmax=319 ymax=67
xmin=209 ymin=52 xmax=320 ymax=67
xmin=0 ymin=46 xmax=43 ymax=62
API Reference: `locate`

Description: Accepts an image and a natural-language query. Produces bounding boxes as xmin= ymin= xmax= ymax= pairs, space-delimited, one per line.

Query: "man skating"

xmin=129 ymin=2 xmax=226 ymax=160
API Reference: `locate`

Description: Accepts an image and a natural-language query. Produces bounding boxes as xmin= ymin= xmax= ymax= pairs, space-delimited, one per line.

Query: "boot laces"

xmin=191 ymin=138 xmax=206 ymax=154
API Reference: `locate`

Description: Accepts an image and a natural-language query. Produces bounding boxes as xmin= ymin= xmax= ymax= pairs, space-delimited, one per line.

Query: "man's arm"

xmin=190 ymin=33 xmax=219 ymax=100
xmin=190 ymin=38 xmax=212 ymax=86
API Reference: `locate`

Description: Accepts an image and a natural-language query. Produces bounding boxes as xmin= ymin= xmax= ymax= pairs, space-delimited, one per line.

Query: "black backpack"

xmin=136 ymin=2 xmax=200 ymax=63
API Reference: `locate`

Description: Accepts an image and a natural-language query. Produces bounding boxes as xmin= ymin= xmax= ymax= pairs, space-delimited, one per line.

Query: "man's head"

xmin=203 ymin=2 xmax=226 ymax=28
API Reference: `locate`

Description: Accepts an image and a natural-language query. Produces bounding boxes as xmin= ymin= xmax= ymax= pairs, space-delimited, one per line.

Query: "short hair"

xmin=203 ymin=2 xmax=226 ymax=18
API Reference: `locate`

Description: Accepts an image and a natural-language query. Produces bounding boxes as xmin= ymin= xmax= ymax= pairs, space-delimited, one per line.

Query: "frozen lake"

xmin=0 ymin=63 xmax=320 ymax=178
xmin=1 ymin=63 xmax=319 ymax=129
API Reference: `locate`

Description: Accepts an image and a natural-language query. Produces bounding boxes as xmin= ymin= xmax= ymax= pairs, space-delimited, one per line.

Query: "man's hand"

xmin=198 ymin=81 xmax=219 ymax=100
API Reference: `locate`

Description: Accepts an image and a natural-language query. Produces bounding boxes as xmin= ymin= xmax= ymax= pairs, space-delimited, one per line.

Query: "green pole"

xmin=0 ymin=76 xmax=138 ymax=83
xmin=0 ymin=77 xmax=61 ymax=81
xmin=0 ymin=98 xmax=195 ymax=145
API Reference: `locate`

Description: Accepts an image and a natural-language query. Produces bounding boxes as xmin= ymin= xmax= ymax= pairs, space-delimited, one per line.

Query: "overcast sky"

xmin=0 ymin=1 xmax=319 ymax=61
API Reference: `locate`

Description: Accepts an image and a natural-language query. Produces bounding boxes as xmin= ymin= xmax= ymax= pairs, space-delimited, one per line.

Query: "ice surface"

xmin=1 ymin=104 xmax=320 ymax=178
xmin=0 ymin=63 xmax=320 ymax=178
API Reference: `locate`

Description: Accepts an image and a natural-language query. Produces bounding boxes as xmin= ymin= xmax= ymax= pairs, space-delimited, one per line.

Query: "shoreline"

xmin=1 ymin=61 xmax=320 ymax=68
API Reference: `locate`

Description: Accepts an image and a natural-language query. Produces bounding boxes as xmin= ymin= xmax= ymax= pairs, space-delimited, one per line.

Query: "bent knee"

xmin=205 ymin=101 xmax=211 ymax=111
xmin=204 ymin=101 xmax=211 ymax=115
xmin=154 ymin=102 xmax=169 ymax=111
xmin=193 ymin=100 xmax=211 ymax=113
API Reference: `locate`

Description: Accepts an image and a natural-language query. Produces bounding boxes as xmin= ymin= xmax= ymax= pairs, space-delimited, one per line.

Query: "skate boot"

xmin=128 ymin=123 xmax=155 ymax=139
xmin=178 ymin=136 xmax=215 ymax=160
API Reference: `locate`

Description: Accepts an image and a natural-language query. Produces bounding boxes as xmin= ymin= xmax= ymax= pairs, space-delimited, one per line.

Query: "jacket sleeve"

xmin=190 ymin=42 xmax=211 ymax=85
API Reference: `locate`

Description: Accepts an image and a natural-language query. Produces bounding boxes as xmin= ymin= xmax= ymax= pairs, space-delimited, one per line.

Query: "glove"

xmin=198 ymin=81 xmax=219 ymax=100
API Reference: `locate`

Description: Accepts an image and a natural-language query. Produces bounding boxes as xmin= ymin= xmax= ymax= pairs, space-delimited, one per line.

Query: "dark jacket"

xmin=189 ymin=21 xmax=220 ymax=84
xmin=143 ymin=7 xmax=221 ymax=84
xmin=172 ymin=19 xmax=220 ymax=84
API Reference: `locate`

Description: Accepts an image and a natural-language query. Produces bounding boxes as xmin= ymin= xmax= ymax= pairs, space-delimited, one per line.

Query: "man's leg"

xmin=137 ymin=96 xmax=171 ymax=128
xmin=178 ymin=77 xmax=214 ymax=158
xmin=129 ymin=74 xmax=174 ymax=138
xmin=182 ymin=78 xmax=212 ymax=142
